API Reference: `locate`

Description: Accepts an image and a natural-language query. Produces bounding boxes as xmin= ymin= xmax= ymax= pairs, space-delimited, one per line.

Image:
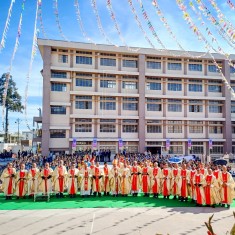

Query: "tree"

xmin=0 ymin=73 xmax=24 ymax=143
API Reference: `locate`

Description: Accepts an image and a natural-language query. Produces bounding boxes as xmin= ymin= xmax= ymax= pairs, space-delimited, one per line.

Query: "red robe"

xmin=172 ymin=168 xmax=179 ymax=195
xmin=180 ymin=169 xmax=187 ymax=197
xmin=195 ymin=174 xmax=203 ymax=205
xmin=7 ymin=168 xmax=13 ymax=195
xmin=58 ymin=166 xmax=64 ymax=193
xmin=43 ymin=168 xmax=50 ymax=193
xmin=141 ymin=167 xmax=149 ymax=193
xmin=94 ymin=167 xmax=101 ymax=192
xmin=213 ymin=170 xmax=219 ymax=180
xmin=131 ymin=166 xmax=139 ymax=191
xmin=69 ymin=169 xmax=75 ymax=195
xmin=152 ymin=168 xmax=159 ymax=194
xmin=18 ymin=171 xmax=26 ymax=197
xmin=162 ymin=169 xmax=170 ymax=196
xmin=222 ymin=172 xmax=229 ymax=204
xmin=205 ymin=175 xmax=213 ymax=205
xmin=104 ymin=166 xmax=109 ymax=192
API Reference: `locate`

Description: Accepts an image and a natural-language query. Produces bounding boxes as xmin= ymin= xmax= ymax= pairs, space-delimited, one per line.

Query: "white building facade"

xmin=38 ymin=39 xmax=235 ymax=158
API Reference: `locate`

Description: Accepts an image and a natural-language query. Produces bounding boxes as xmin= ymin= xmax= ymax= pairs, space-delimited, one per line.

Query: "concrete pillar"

xmin=42 ymin=46 xmax=51 ymax=156
xmin=138 ymin=54 xmax=146 ymax=153
xmin=222 ymin=60 xmax=232 ymax=153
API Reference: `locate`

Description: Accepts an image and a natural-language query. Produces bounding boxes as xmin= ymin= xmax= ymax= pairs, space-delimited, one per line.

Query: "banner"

xmin=209 ymin=139 xmax=213 ymax=149
xmin=92 ymin=138 xmax=97 ymax=148
xmin=166 ymin=139 xmax=170 ymax=150
xmin=72 ymin=138 xmax=77 ymax=148
xmin=188 ymin=139 xmax=192 ymax=149
xmin=118 ymin=138 xmax=123 ymax=148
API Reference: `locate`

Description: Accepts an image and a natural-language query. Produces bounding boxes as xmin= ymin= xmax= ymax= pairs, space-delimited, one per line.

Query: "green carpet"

xmin=0 ymin=193 xmax=234 ymax=210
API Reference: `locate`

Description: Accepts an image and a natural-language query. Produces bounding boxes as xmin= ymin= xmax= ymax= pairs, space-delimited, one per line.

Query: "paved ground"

xmin=0 ymin=207 xmax=233 ymax=235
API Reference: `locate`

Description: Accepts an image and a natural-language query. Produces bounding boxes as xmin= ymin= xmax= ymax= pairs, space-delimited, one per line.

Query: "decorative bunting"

xmin=74 ymin=0 xmax=94 ymax=43
xmin=24 ymin=0 xmax=40 ymax=131
xmin=2 ymin=0 xmax=25 ymax=132
xmin=106 ymin=0 xmax=140 ymax=52
xmin=0 ymin=0 xmax=15 ymax=51
xmin=37 ymin=0 xmax=47 ymax=39
xmin=227 ymin=0 xmax=235 ymax=10
xmin=91 ymin=0 xmax=115 ymax=46
xmin=53 ymin=0 xmax=68 ymax=41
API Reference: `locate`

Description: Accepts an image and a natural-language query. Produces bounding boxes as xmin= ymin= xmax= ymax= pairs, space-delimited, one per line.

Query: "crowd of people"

xmin=0 ymin=153 xmax=234 ymax=208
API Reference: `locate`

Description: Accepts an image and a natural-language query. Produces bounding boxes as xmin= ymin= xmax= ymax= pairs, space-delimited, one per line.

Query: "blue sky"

xmin=0 ymin=0 xmax=234 ymax=133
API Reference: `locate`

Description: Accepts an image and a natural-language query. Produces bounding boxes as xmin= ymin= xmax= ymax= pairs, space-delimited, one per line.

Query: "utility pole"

xmin=15 ymin=118 xmax=21 ymax=144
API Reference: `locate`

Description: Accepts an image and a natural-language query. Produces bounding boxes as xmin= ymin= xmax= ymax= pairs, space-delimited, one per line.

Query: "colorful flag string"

xmin=24 ymin=0 xmax=39 ymax=131
xmin=91 ymin=0 xmax=116 ymax=46
xmin=192 ymin=0 xmax=235 ymax=50
xmin=0 ymin=0 xmax=15 ymax=51
xmin=176 ymin=0 xmax=235 ymax=99
xmin=151 ymin=0 xmax=208 ymax=58
xmin=106 ymin=0 xmax=140 ymax=52
xmin=37 ymin=0 xmax=47 ymax=39
xmin=74 ymin=0 xmax=95 ymax=43
xmin=2 ymin=0 xmax=25 ymax=132
xmin=227 ymin=0 xmax=235 ymax=10
xmin=53 ymin=0 xmax=68 ymax=41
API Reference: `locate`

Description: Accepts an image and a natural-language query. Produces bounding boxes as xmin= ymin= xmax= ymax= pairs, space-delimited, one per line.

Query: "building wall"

xmin=38 ymin=39 xmax=235 ymax=157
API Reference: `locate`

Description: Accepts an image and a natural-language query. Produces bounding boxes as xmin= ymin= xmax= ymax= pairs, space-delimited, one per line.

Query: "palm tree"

xmin=0 ymin=73 xmax=24 ymax=142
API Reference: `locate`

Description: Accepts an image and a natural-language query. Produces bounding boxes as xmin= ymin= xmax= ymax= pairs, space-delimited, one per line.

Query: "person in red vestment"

xmin=67 ymin=162 xmax=79 ymax=198
xmin=28 ymin=162 xmax=40 ymax=198
xmin=219 ymin=166 xmax=235 ymax=209
xmin=53 ymin=160 xmax=67 ymax=198
xmin=171 ymin=163 xmax=180 ymax=200
xmin=130 ymin=161 xmax=141 ymax=196
xmin=213 ymin=165 xmax=221 ymax=180
xmin=161 ymin=163 xmax=172 ymax=199
xmin=15 ymin=163 xmax=28 ymax=199
xmin=91 ymin=162 xmax=103 ymax=197
xmin=141 ymin=162 xmax=152 ymax=197
xmin=188 ymin=164 xmax=197 ymax=202
xmin=179 ymin=164 xmax=189 ymax=202
xmin=39 ymin=162 xmax=53 ymax=195
xmin=103 ymin=162 xmax=111 ymax=196
xmin=204 ymin=168 xmax=220 ymax=208
xmin=0 ymin=162 xmax=16 ymax=200
xmin=193 ymin=167 xmax=205 ymax=206
xmin=151 ymin=162 xmax=161 ymax=198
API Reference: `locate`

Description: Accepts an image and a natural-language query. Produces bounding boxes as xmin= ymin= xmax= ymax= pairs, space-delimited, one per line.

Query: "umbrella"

xmin=213 ymin=159 xmax=227 ymax=165
xmin=168 ymin=157 xmax=182 ymax=164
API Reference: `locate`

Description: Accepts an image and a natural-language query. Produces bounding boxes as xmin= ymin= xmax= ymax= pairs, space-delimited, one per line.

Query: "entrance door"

xmin=146 ymin=147 xmax=161 ymax=155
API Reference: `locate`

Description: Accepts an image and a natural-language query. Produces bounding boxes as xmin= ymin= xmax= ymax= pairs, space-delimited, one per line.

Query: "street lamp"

xmin=15 ymin=118 xmax=21 ymax=144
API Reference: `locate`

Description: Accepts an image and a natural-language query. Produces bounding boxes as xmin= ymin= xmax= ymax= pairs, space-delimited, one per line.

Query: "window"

xmin=75 ymin=96 xmax=92 ymax=109
xmin=122 ymin=97 xmax=138 ymax=111
xmin=209 ymin=101 xmax=223 ymax=113
xmin=122 ymin=119 xmax=138 ymax=133
xmin=51 ymin=106 xmax=66 ymax=115
xmin=100 ymin=58 xmax=116 ymax=66
xmin=209 ymin=121 xmax=223 ymax=134
xmin=122 ymin=60 xmax=137 ymax=68
xmin=76 ymin=56 xmax=92 ymax=65
xmin=208 ymin=85 xmax=222 ymax=92
xmin=210 ymin=142 xmax=224 ymax=154
xmin=51 ymin=71 xmax=67 ymax=78
xmin=58 ymin=54 xmax=68 ymax=63
xmin=230 ymin=66 xmax=235 ymax=74
xmin=50 ymin=130 xmax=66 ymax=138
xmin=190 ymin=142 xmax=204 ymax=154
xmin=188 ymin=64 xmax=202 ymax=71
xmin=51 ymin=83 xmax=67 ymax=92
xmin=208 ymin=65 xmax=219 ymax=73
xmin=168 ymin=121 xmax=182 ymax=133
xmin=188 ymin=83 xmax=202 ymax=92
xmin=147 ymin=61 xmax=161 ymax=69
xmin=146 ymin=82 xmax=161 ymax=90
xmin=100 ymin=97 xmax=116 ymax=110
xmin=169 ymin=142 xmax=183 ymax=154
xmin=146 ymin=98 xmax=162 ymax=111
xmin=75 ymin=119 xmax=92 ymax=132
xmin=189 ymin=122 xmax=203 ymax=133
xmin=122 ymin=81 xmax=137 ymax=89
xmin=168 ymin=99 xmax=182 ymax=112
xmin=189 ymin=100 xmax=203 ymax=113
xmin=168 ymin=83 xmax=182 ymax=91
xmin=231 ymin=101 xmax=235 ymax=113
xmin=147 ymin=125 xmax=162 ymax=133
xmin=100 ymin=123 xmax=116 ymax=132
xmin=100 ymin=80 xmax=116 ymax=88
xmin=168 ymin=63 xmax=182 ymax=70
xmin=76 ymin=78 xmax=92 ymax=87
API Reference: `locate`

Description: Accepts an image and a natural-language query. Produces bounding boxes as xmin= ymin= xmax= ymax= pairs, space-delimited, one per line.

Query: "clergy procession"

xmin=0 ymin=155 xmax=234 ymax=209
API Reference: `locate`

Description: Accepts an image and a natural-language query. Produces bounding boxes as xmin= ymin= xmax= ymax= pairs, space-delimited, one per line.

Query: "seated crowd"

xmin=0 ymin=153 xmax=234 ymax=208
